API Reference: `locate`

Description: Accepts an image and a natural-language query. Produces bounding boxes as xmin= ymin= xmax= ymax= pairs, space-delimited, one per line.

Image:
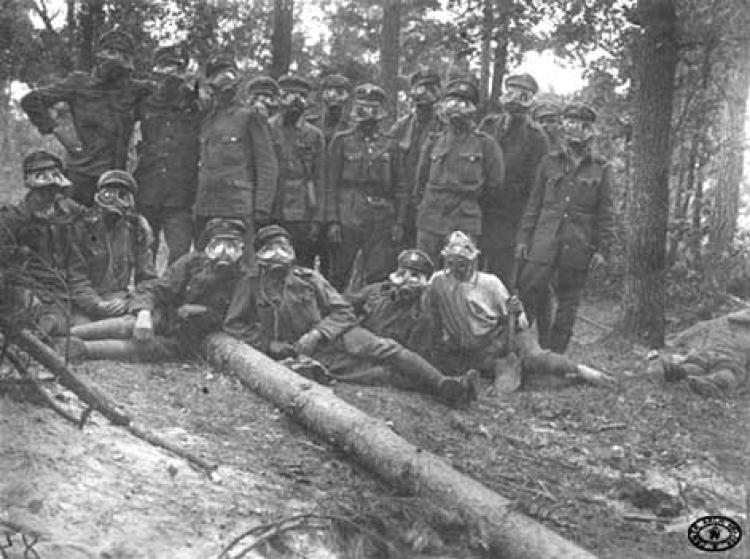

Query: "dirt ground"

xmin=1 ymin=298 xmax=747 ymax=559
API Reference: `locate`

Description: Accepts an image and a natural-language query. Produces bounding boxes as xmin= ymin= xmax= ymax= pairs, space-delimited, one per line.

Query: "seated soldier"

xmin=645 ymin=309 xmax=750 ymax=397
xmin=0 ymin=151 xmax=107 ymax=339
xmin=422 ymin=231 xmax=616 ymax=393
xmin=224 ymin=225 xmax=479 ymax=406
xmin=70 ymin=170 xmax=156 ymax=334
xmin=61 ymin=218 xmax=247 ymax=361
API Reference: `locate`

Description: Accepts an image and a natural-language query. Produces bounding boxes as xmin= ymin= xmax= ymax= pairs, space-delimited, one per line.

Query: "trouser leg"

xmin=70 ymin=315 xmax=136 ymax=340
xmin=535 ymin=279 xmax=556 ymax=349
xmin=518 ymin=260 xmax=555 ymax=334
xmin=416 ymin=230 xmax=445 ymax=271
xmin=285 ymin=222 xmax=317 ymax=269
xmin=68 ymin=171 xmax=98 ymax=208
xmin=480 ymin=212 xmax=519 ymax=285
xmin=162 ymin=208 xmax=194 ymax=264
xmin=361 ymin=208 xmax=399 ymax=285
xmin=549 ymin=266 xmax=588 ymax=353
xmin=331 ymin=225 xmax=362 ymax=290
xmin=83 ymin=337 xmax=180 ymax=361
xmin=139 ymin=205 xmax=163 ymax=263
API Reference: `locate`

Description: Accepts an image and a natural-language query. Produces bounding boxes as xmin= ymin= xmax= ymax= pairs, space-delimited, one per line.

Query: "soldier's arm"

xmin=67 ymin=244 xmax=105 ymax=316
xmin=248 ymin=114 xmax=280 ymax=221
xmin=421 ymin=283 xmax=445 ymax=360
xmin=326 ymin=133 xmax=345 ymax=224
xmin=390 ymin=141 xmax=408 ymax=225
xmin=481 ymin=134 xmax=506 ymax=202
xmin=133 ymin=215 xmax=158 ymax=285
xmin=344 ymin=282 xmax=379 ymax=316
xmin=20 ymin=74 xmax=80 ymax=134
xmin=594 ymin=163 xmax=617 ymax=259
xmin=516 ymin=163 xmax=546 ymax=247
xmin=412 ymin=135 xmax=435 ymax=205
xmin=223 ymin=275 xmax=272 ymax=352
xmin=311 ymin=127 xmax=326 ymax=223
xmin=310 ymin=271 xmax=358 ymax=340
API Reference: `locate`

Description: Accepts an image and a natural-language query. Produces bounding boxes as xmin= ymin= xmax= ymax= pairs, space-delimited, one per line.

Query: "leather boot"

xmin=71 ymin=316 xmax=136 ymax=340
xmin=387 ymin=349 xmax=473 ymax=406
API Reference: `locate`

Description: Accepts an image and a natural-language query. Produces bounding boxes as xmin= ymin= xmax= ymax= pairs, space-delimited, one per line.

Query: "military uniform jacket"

xmin=414 ymin=130 xmax=505 ymax=236
xmin=389 ymin=111 xmax=442 ymax=196
xmin=327 ymin=128 xmax=406 ymax=226
xmin=74 ymin=209 xmax=156 ymax=297
xmin=21 ymin=72 xmax=152 ymax=179
xmin=268 ymin=114 xmax=325 ymax=223
xmin=346 ymin=281 xmax=430 ymax=352
xmin=134 ymin=88 xmax=201 ymax=209
xmin=517 ymin=149 xmax=616 ymax=270
xmin=223 ymin=267 xmax=357 ymax=353
xmin=478 ymin=113 xmax=548 ymax=215
xmin=0 ymin=199 xmax=102 ymax=314
xmin=130 ymin=252 xmax=242 ymax=338
xmin=195 ymin=104 xmax=279 ymax=218
xmin=306 ymin=106 xmax=351 ymax=149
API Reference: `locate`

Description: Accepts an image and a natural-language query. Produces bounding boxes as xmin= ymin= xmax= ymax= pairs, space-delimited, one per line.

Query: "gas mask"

xmin=94 ymin=185 xmax=135 ymax=217
xmin=280 ymin=90 xmax=307 ymax=124
xmin=208 ymin=69 xmax=240 ymax=103
xmin=443 ymin=255 xmax=475 ymax=282
xmin=322 ymin=87 xmax=350 ymax=109
xmin=205 ymin=236 xmax=244 ymax=268
xmin=538 ymin=115 xmax=562 ymax=140
xmin=27 ymin=185 xmax=68 ymax=221
xmin=410 ymin=84 xmax=438 ymax=110
xmin=562 ymin=118 xmax=595 ymax=149
xmin=351 ymin=101 xmax=385 ymax=128
xmin=389 ymin=268 xmax=429 ymax=302
xmin=25 ymin=166 xmax=71 ymax=190
xmin=501 ymin=86 xmax=534 ymax=115
xmin=437 ymin=97 xmax=476 ymax=128
xmin=246 ymin=92 xmax=278 ymax=118
xmin=95 ymin=48 xmax=134 ymax=83
xmin=257 ymin=239 xmax=296 ymax=273
xmin=153 ymin=62 xmax=186 ymax=100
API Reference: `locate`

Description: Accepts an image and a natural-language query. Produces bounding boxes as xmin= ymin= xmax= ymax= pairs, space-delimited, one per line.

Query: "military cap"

xmin=320 ymin=74 xmax=351 ymax=90
xmin=441 ymin=231 xmax=480 ymax=260
xmin=245 ymin=76 xmax=280 ymax=96
xmin=562 ymin=102 xmax=597 ymax=123
xmin=206 ymin=218 xmax=247 ymax=240
xmin=23 ymin=150 xmax=63 ymax=174
xmin=205 ymin=53 xmax=237 ymax=79
xmin=154 ymin=44 xmax=189 ymax=68
xmin=397 ymin=249 xmax=434 ymax=278
xmin=278 ymin=74 xmax=311 ymax=94
xmin=444 ymin=78 xmax=479 ymax=105
xmin=533 ymin=101 xmax=562 ymax=121
xmin=410 ymin=69 xmax=441 ymax=89
xmin=254 ymin=224 xmax=292 ymax=251
xmin=505 ymin=73 xmax=539 ymax=94
xmin=97 ymin=170 xmax=138 ymax=195
xmin=354 ymin=84 xmax=387 ymax=105
xmin=98 ymin=29 xmax=135 ymax=55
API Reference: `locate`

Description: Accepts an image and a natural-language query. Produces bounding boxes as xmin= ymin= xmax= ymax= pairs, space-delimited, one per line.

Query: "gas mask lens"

xmin=351 ymin=102 xmax=382 ymax=122
xmin=209 ymin=69 xmax=238 ymax=92
xmin=27 ymin=167 xmax=71 ymax=189
xmin=280 ymin=91 xmax=307 ymax=106
xmin=256 ymin=241 xmax=295 ymax=265
xmin=94 ymin=186 xmax=134 ymax=215
xmin=205 ymin=238 xmax=243 ymax=263
xmin=322 ymin=88 xmax=349 ymax=105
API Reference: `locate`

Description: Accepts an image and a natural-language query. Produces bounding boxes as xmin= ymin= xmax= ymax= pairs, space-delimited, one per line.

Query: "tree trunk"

xmin=269 ymin=0 xmax=294 ymax=79
xmin=66 ymin=0 xmax=78 ymax=67
xmin=620 ymin=0 xmax=677 ymax=348
xmin=78 ymin=0 xmax=104 ymax=72
xmin=206 ymin=333 xmax=599 ymax=559
xmin=479 ymin=0 xmax=493 ymax=105
xmin=687 ymin=133 xmax=703 ymax=268
xmin=380 ymin=0 xmax=401 ymax=121
xmin=704 ymin=51 xmax=750 ymax=292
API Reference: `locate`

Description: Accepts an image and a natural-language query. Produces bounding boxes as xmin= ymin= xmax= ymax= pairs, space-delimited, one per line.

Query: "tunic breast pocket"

xmin=341 ymin=151 xmax=363 ymax=182
xmin=368 ymin=151 xmax=392 ymax=185
xmin=457 ymin=152 xmax=483 ymax=186
xmin=217 ymin=135 xmax=245 ymax=166
xmin=294 ymin=292 xmax=322 ymax=326
xmin=427 ymin=150 xmax=447 ymax=183
xmin=577 ymin=177 xmax=600 ymax=207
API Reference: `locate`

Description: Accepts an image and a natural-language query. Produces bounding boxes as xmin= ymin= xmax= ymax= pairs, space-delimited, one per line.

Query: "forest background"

xmin=0 ymin=0 xmax=748 ymax=348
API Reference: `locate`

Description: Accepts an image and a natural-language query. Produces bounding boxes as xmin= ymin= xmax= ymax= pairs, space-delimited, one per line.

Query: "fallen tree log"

xmin=206 ymin=333 xmax=598 ymax=559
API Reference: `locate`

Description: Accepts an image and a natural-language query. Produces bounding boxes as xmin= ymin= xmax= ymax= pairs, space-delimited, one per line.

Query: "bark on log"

xmin=206 ymin=333 xmax=598 ymax=559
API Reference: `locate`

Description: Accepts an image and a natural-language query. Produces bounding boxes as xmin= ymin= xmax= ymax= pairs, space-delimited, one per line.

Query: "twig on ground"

xmin=596 ymin=422 xmax=628 ymax=432
xmin=577 ymin=314 xmax=613 ymax=332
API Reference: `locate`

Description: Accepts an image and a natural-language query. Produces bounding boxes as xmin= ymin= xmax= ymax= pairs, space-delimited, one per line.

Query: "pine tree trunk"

xmin=270 ymin=0 xmax=294 ymax=79
xmin=78 ymin=0 xmax=104 ymax=72
xmin=489 ymin=0 xmax=511 ymax=109
xmin=479 ymin=0 xmax=493 ymax=105
xmin=380 ymin=0 xmax=401 ymax=121
xmin=620 ymin=0 xmax=678 ymax=348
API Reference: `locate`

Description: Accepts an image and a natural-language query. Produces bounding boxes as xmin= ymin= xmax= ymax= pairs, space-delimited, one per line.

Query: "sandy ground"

xmin=1 ymin=299 xmax=747 ymax=558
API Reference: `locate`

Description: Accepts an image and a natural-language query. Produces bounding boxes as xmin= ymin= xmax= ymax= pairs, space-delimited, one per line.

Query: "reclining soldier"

xmin=61 ymin=218 xmax=248 ymax=361
xmin=645 ymin=309 xmax=750 ymax=398
xmin=422 ymin=231 xmax=616 ymax=393
xmin=224 ymin=225 xmax=479 ymax=406
xmin=69 ymin=170 xmax=156 ymax=333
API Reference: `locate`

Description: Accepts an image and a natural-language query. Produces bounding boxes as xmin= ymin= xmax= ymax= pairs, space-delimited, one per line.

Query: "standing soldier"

xmin=0 ymin=151 xmax=109 ymax=338
xmin=193 ymin=54 xmax=279 ymax=269
xmin=268 ymin=75 xmax=325 ymax=267
xmin=390 ymin=69 xmax=443 ymax=247
xmin=242 ymin=76 xmax=281 ymax=119
xmin=134 ymin=44 xmax=201 ymax=265
xmin=70 ymin=170 xmax=156 ymax=334
xmin=21 ymin=30 xmax=152 ymax=207
xmin=533 ymin=101 xmax=564 ymax=150
xmin=478 ymin=73 xmax=548 ymax=286
xmin=308 ymin=74 xmax=353 ymax=148
xmin=516 ymin=102 xmax=616 ymax=354
xmin=413 ymin=77 xmax=505 ymax=267
xmin=328 ymin=84 xmax=406 ymax=288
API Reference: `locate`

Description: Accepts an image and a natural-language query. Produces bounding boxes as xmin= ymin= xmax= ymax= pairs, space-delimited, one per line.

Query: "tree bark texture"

xmin=380 ymin=0 xmax=401 ymax=120
xmin=78 ymin=0 xmax=104 ymax=71
xmin=621 ymin=0 xmax=677 ymax=348
xmin=480 ymin=0 xmax=493 ymax=104
xmin=270 ymin=0 xmax=294 ymax=79
xmin=206 ymin=333 xmax=599 ymax=559
xmin=490 ymin=0 xmax=511 ymax=107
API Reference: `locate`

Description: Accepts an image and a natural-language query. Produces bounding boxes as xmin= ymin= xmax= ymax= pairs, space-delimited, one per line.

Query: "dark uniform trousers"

xmin=139 ymin=206 xmax=194 ymax=264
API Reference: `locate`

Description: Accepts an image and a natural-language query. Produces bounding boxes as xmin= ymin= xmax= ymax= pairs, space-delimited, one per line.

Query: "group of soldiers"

xmin=2 ymin=29 xmax=744 ymax=404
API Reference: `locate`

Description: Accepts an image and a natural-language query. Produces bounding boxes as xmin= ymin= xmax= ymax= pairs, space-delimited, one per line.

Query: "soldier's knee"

xmin=522 ymin=349 xmax=577 ymax=377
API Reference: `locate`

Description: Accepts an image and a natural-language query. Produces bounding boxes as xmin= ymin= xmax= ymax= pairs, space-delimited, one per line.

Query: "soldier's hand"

xmin=590 ymin=252 xmax=607 ymax=271
xmin=177 ymin=304 xmax=209 ymax=320
xmin=294 ymin=329 xmax=323 ymax=356
xmin=391 ymin=224 xmax=404 ymax=244
xmin=514 ymin=243 xmax=528 ymax=261
xmin=97 ymin=298 xmax=127 ymax=317
xmin=517 ymin=311 xmax=529 ymax=330
xmin=508 ymin=295 xmax=525 ymax=316
xmin=133 ymin=309 xmax=154 ymax=341
xmin=328 ymin=224 xmax=343 ymax=245
xmin=269 ymin=341 xmax=297 ymax=360
xmin=308 ymin=222 xmax=321 ymax=241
